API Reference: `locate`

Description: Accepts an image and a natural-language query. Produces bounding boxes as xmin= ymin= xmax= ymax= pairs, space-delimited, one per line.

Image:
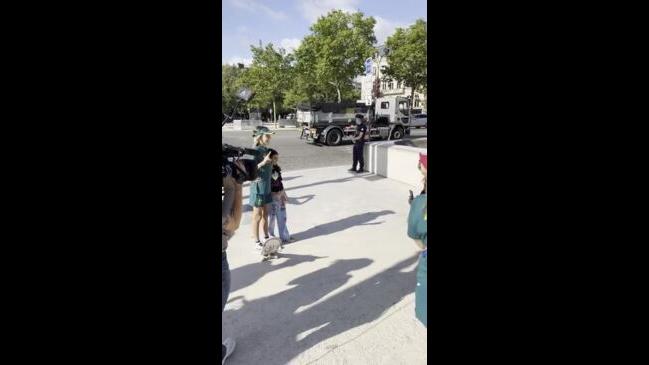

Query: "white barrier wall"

xmin=232 ymin=119 xmax=262 ymax=130
xmin=364 ymin=140 xmax=427 ymax=189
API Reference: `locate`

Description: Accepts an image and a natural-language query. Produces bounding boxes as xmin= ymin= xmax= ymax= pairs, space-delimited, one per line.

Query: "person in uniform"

xmin=249 ymin=126 xmax=275 ymax=248
xmin=407 ymin=153 xmax=427 ymax=328
xmin=349 ymin=114 xmax=368 ymax=173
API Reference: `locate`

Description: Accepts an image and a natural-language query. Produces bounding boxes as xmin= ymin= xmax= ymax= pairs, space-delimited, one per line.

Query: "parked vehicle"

xmin=297 ymin=95 xmax=412 ymax=146
xmin=410 ymin=113 xmax=427 ymax=128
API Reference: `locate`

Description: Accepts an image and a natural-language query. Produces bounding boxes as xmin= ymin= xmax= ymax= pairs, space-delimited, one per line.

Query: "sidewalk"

xmin=223 ymin=165 xmax=427 ymax=365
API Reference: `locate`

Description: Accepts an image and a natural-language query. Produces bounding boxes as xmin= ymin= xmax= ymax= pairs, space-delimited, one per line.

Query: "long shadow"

xmin=289 ymin=210 xmax=395 ymax=242
xmin=228 ymin=253 xmax=327 ymax=294
xmin=242 ymin=176 xmax=358 ymax=200
xmin=241 ymin=195 xmax=314 ymax=211
xmin=287 ymin=194 xmax=315 ymax=205
xmin=222 ymin=255 xmax=419 ymax=365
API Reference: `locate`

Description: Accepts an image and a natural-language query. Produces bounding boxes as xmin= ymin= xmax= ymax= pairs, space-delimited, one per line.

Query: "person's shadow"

xmin=222 ymin=255 xmax=420 ymax=365
xmin=228 ymin=253 xmax=327 ymax=294
xmin=241 ymin=194 xmax=315 ymax=215
xmin=289 ymin=210 xmax=395 ymax=242
xmin=242 ymin=176 xmax=359 ymax=200
xmin=286 ymin=194 xmax=315 ymax=205
xmin=223 ymin=258 xmax=373 ymax=362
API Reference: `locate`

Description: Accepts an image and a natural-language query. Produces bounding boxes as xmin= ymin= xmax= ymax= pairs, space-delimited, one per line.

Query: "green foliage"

xmin=222 ymin=64 xmax=246 ymax=115
xmin=383 ymin=19 xmax=427 ymax=103
xmin=222 ymin=10 xmax=378 ymax=112
xmin=238 ymin=44 xmax=294 ymax=114
xmin=286 ymin=10 xmax=376 ymax=105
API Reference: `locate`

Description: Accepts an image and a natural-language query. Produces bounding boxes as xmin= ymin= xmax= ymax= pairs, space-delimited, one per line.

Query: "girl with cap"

xmin=250 ymin=126 xmax=275 ymax=248
xmin=407 ymin=153 xmax=427 ymax=328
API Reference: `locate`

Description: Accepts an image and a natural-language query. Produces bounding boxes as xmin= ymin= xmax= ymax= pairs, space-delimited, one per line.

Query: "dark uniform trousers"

xmin=352 ymin=142 xmax=365 ymax=171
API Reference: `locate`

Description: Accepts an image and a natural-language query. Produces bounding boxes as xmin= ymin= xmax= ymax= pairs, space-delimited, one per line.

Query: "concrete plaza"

xmin=223 ymin=165 xmax=427 ymax=365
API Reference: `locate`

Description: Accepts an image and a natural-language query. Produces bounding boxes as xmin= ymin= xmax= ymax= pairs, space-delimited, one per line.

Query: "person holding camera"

xmin=250 ymin=126 xmax=275 ymax=248
xmin=222 ymin=170 xmax=245 ymax=364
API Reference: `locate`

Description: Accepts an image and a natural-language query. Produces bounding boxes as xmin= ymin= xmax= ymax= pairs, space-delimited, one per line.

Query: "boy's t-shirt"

xmin=271 ymin=165 xmax=284 ymax=193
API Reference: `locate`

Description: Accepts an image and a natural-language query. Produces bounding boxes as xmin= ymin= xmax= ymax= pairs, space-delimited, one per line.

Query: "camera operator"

xmin=221 ymin=87 xmax=256 ymax=363
xmin=222 ymin=170 xmax=244 ymax=364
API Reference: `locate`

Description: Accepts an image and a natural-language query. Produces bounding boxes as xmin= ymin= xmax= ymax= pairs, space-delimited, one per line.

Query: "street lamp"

xmin=374 ymin=46 xmax=390 ymax=99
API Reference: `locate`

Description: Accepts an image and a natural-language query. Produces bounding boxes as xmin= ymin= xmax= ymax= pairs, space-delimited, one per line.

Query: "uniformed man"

xmin=348 ymin=114 xmax=368 ymax=173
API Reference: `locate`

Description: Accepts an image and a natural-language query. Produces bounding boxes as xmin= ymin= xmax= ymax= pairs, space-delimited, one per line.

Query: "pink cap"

xmin=419 ymin=153 xmax=427 ymax=169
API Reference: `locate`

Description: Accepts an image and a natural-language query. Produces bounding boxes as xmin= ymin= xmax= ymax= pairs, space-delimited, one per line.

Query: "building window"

xmin=380 ymin=102 xmax=389 ymax=109
xmin=397 ymin=81 xmax=401 ymax=89
xmin=388 ymin=81 xmax=393 ymax=90
xmin=414 ymin=95 xmax=420 ymax=107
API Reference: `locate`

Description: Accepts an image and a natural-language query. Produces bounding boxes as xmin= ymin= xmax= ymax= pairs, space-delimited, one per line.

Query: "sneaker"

xmin=255 ymin=240 xmax=262 ymax=250
xmin=222 ymin=338 xmax=236 ymax=364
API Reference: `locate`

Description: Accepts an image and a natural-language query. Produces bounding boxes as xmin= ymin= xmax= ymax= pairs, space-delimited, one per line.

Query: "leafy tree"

xmin=290 ymin=10 xmax=376 ymax=104
xmin=221 ymin=64 xmax=246 ymax=117
xmin=239 ymin=44 xmax=294 ymax=121
xmin=383 ymin=19 xmax=427 ymax=119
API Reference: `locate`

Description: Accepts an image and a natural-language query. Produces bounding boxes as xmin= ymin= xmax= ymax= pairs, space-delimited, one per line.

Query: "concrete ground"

xmin=223 ymin=165 xmax=427 ymax=365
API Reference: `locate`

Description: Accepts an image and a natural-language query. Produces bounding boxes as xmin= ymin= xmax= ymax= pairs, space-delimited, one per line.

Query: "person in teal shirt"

xmin=408 ymin=153 xmax=427 ymax=328
xmin=249 ymin=126 xmax=275 ymax=248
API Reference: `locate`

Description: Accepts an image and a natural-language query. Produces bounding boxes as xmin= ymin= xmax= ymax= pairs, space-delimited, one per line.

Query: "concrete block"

xmin=232 ymin=119 xmax=262 ymax=130
xmin=364 ymin=140 xmax=426 ymax=189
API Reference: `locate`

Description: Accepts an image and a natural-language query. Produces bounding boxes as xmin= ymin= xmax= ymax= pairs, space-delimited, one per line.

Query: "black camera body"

xmin=222 ymin=87 xmax=258 ymax=185
xmin=222 ymin=144 xmax=259 ymax=184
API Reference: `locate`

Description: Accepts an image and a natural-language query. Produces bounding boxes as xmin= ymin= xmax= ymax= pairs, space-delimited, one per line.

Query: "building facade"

xmin=357 ymin=52 xmax=427 ymax=113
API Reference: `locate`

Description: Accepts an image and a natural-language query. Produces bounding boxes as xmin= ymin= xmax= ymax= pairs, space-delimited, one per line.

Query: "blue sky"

xmin=222 ymin=0 xmax=427 ymax=65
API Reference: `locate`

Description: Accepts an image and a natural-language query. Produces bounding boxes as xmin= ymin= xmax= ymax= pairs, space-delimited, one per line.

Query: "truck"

xmin=297 ymin=95 xmax=412 ymax=146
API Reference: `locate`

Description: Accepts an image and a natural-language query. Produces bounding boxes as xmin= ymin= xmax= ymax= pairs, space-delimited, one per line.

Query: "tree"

xmin=383 ymin=19 xmax=427 ymax=120
xmin=291 ymin=10 xmax=376 ymax=104
xmin=239 ymin=44 xmax=294 ymax=122
xmin=222 ymin=64 xmax=246 ymax=117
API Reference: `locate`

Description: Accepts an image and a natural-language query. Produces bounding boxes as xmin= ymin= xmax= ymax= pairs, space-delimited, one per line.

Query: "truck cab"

xmin=374 ymin=96 xmax=411 ymax=125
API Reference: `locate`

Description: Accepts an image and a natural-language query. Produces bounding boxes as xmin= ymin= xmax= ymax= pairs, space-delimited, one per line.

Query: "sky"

xmin=222 ymin=0 xmax=427 ymax=66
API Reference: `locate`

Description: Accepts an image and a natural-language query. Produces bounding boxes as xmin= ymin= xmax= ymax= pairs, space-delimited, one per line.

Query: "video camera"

xmin=222 ymin=144 xmax=258 ymax=184
xmin=222 ymin=87 xmax=258 ymax=185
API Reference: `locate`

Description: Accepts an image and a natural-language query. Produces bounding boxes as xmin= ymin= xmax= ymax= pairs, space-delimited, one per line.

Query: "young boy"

xmin=268 ymin=149 xmax=294 ymax=244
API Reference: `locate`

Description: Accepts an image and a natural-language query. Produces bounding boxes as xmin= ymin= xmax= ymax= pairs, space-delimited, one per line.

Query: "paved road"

xmin=223 ymin=128 xmax=427 ymax=171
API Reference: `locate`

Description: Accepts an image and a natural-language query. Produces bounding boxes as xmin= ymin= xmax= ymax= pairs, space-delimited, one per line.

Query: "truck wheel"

xmin=326 ymin=129 xmax=342 ymax=146
xmin=391 ymin=127 xmax=404 ymax=140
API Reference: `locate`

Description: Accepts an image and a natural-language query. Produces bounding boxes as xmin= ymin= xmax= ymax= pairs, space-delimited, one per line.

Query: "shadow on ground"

xmin=223 ymin=254 xmax=419 ymax=365
xmin=289 ymin=210 xmax=395 ymax=242
xmin=228 ymin=253 xmax=327 ymax=294
xmin=241 ymin=194 xmax=314 ymax=214
xmin=242 ymin=174 xmax=369 ymax=200
xmin=287 ymin=194 xmax=315 ymax=205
